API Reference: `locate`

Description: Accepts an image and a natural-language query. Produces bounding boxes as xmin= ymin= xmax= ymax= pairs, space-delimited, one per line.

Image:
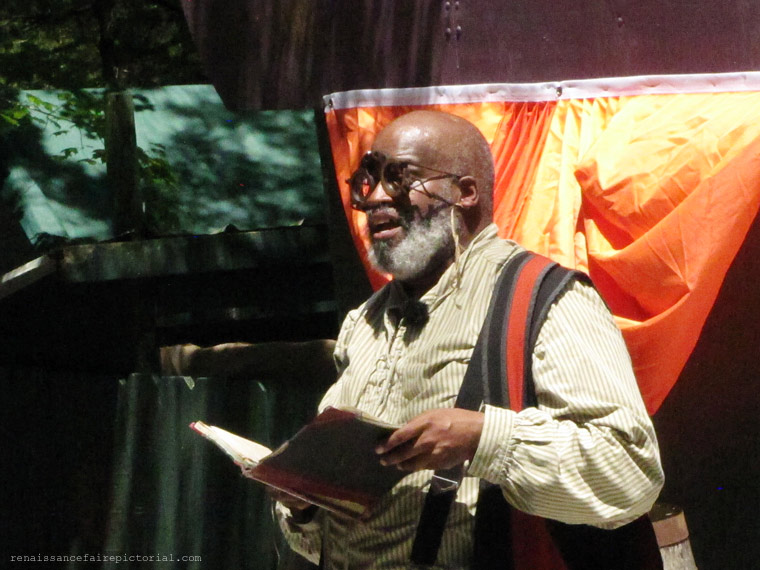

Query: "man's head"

xmin=351 ymin=110 xmax=494 ymax=289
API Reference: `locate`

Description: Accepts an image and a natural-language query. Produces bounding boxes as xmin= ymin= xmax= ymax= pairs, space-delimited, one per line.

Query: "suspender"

xmin=410 ymin=252 xmax=662 ymax=570
xmin=411 ymin=251 xmax=578 ymax=566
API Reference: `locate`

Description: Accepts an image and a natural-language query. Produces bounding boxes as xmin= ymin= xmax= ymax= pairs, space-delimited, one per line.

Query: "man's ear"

xmin=456 ymin=176 xmax=479 ymax=208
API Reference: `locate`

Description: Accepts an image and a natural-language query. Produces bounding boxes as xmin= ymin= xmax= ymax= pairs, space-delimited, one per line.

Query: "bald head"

xmin=374 ymin=111 xmax=494 ymax=210
xmin=363 ymin=111 xmax=495 ymax=291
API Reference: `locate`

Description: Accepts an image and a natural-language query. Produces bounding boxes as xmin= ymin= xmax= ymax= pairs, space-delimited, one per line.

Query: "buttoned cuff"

xmin=467 ymin=404 xmax=514 ymax=483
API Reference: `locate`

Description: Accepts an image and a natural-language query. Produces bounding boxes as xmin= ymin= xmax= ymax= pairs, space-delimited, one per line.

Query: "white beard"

xmin=368 ymin=205 xmax=454 ymax=282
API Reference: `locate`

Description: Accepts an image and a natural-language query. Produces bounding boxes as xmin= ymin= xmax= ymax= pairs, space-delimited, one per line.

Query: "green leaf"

xmin=0 ymin=113 xmax=20 ymax=126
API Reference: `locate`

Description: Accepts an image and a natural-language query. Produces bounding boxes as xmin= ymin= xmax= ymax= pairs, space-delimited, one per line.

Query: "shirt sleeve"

xmin=467 ymin=279 xmax=664 ymax=527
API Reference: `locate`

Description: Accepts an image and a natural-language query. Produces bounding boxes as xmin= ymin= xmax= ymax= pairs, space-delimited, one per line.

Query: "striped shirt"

xmin=278 ymin=224 xmax=663 ymax=570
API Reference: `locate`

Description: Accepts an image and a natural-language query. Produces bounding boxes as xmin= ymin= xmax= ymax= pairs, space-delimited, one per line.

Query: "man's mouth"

xmin=368 ymin=209 xmax=405 ymax=241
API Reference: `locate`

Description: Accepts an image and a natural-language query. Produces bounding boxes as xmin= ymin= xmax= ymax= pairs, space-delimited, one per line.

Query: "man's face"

xmin=363 ymin=127 xmax=458 ymax=282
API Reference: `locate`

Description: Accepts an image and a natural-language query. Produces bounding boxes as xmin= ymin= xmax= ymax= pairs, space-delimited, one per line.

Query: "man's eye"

xmin=384 ymin=163 xmax=405 ymax=184
xmin=402 ymin=164 xmax=426 ymax=178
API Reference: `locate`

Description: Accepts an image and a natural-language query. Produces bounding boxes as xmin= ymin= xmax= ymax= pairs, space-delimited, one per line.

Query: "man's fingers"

xmin=395 ymin=457 xmax=423 ymax=471
xmin=378 ymin=437 xmax=430 ymax=468
xmin=374 ymin=409 xmax=485 ymax=472
xmin=376 ymin=421 xmax=425 ymax=454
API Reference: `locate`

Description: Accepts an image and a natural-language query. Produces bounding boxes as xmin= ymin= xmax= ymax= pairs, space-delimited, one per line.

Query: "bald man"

xmin=276 ymin=111 xmax=663 ymax=569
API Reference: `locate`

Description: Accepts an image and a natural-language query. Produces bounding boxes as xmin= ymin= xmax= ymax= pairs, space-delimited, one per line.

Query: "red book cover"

xmin=191 ymin=407 xmax=405 ymax=518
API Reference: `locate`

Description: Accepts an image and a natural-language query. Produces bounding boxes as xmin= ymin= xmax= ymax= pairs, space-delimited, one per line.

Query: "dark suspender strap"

xmin=410 ymin=251 xmax=537 ymax=567
xmin=472 ymin=253 xmax=561 ymax=570
xmin=522 ymin=264 xmax=590 ymax=407
xmin=479 ymin=251 xmax=535 ymax=409
xmin=498 ymin=261 xmax=663 ymax=570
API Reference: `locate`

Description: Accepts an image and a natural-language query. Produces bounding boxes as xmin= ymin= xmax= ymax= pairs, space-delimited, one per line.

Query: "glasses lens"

xmin=381 ymin=162 xmax=407 ymax=197
xmin=349 ymin=169 xmax=375 ymax=203
xmin=349 ymin=152 xmax=384 ymax=206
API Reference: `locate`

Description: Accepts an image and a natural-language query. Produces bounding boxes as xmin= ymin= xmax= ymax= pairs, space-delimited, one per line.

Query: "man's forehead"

xmin=373 ymin=122 xmax=441 ymax=161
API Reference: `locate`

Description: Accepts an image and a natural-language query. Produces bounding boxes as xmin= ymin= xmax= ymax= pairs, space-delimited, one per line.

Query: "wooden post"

xmin=651 ymin=503 xmax=698 ymax=570
xmin=106 ymin=91 xmax=143 ymax=238
xmin=105 ymin=91 xmax=154 ymax=373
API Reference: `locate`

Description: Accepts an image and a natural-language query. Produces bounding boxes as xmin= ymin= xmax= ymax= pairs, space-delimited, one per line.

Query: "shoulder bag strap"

xmin=494 ymin=259 xmax=662 ymax=570
xmin=472 ymin=253 xmax=565 ymax=570
xmin=410 ymin=251 xmax=550 ymax=567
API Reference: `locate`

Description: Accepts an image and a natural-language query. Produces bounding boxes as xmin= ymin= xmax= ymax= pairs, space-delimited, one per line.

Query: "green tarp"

xmin=2 ymin=85 xmax=325 ymax=246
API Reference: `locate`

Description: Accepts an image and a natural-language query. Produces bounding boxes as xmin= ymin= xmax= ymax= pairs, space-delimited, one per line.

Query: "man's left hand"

xmin=375 ymin=409 xmax=485 ymax=471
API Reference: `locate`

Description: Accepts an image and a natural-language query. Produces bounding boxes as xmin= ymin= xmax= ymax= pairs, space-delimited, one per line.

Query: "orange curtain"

xmin=324 ymin=83 xmax=760 ymax=413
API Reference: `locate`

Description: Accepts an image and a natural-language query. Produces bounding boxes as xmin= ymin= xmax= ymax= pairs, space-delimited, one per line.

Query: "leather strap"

xmin=410 ymin=252 xmax=533 ymax=565
xmin=411 ymin=251 xmax=558 ymax=566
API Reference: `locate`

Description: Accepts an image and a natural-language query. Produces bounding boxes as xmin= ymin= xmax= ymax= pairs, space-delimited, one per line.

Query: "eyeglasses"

xmin=347 ymin=150 xmax=463 ymax=210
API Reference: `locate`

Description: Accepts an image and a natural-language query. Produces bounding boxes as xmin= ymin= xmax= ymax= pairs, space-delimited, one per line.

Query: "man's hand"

xmin=375 ymin=409 xmax=485 ymax=471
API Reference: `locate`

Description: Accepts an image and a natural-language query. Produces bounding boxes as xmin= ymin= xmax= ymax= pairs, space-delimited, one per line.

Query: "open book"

xmin=190 ymin=407 xmax=405 ymax=518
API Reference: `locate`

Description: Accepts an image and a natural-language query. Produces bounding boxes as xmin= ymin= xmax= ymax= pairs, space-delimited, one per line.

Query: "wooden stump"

xmin=651 ymin=503 xmax=698 ymax=570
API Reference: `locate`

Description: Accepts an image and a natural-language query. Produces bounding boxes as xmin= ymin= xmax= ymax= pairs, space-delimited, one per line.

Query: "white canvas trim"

xmin=324 ymin=71 xmax=760 ymax=110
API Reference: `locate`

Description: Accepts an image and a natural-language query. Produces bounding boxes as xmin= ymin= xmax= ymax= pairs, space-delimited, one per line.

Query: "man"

xmin=275 ymin=110 xmax=664 ymax=569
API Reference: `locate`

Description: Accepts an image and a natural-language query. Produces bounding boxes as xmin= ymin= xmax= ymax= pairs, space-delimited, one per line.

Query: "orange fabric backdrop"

xmin=324 ymin=87 xmax=760 ymax=413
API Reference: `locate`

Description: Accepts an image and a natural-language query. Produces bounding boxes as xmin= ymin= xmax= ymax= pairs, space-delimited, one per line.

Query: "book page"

xmin=190 ymin=421 xmax=272 ymax=468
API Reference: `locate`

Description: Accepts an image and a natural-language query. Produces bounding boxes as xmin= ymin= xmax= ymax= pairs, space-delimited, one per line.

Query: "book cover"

xmin=190 ymin=407 xmax=406 ymax=518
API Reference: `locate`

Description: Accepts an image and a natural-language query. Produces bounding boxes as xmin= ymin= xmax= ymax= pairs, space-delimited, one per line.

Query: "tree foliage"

xmin=0 ymin=0 xmax=206 ymax=90
xmin=0 ymin=2 xmax=325 ymax=241
xmin=0 ymin=0 xmax=207 ymax=237
xmin=0 ymin=85 xmax=186 ymax=236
